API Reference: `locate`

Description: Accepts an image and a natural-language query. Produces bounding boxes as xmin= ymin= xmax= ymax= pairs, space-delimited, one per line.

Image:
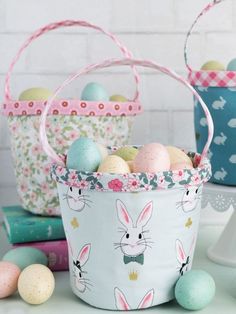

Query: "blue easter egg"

xmin=66 ymin=137 xmax=101 ymax=172
xmin=2 ymin=247 xmax=48 ymax=270
xmin=81 ymin=82 xmax=109 ymax=101
xmin=175 ymin=270 xmax=215 ymax=310
xmin=227 ymin=58 xmax=236 ymax=71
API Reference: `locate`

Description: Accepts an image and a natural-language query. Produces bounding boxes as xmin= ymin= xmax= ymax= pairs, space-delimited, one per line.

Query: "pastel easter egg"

xmin=0 ymin=261 xmax=21 ymax=298
xmin=113 ymin=146 xmax=139 ymax=161
xmin=171 ymin=162 xmax=193 ymax=171
xmin=227 ymin=58 xmax=236 ymax=71
xmin=109 ymin=94 xmax=128 ymax=102
xmin=133 ymin=143 xmax=170 ymax=173
xmin=19 ymin=87 xmax=53 ymax=101
xmin=18 ymin=264 xmax=55 ymax=305
xmin=201 ymin=61 xmax=225 ymax=71
xmin=98 ymin=155 xmax=130 ymax=174
xmin=67 ymin=137 xmax=101 ymax=172
xmin=96 ymin=143 xmax=108 ymax=160
xmin=3 ymin=247 xmax=48 ymax=271
xmin=175 ymin=270 xmax=215 ymax=311
xmin=127 ymin=160 xmax=134 ymax=172
xmin=81 ymin=82 xmax=109 ymax=101
xmin=166 ymin=146 xmax=193 ymax=167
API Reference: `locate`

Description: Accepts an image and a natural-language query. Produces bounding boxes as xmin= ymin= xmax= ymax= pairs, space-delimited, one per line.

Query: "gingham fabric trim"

xmin=188 ymin=70 xmax=236 ymax=87
xmin=2 ymin=99 xmax=142 ymax=117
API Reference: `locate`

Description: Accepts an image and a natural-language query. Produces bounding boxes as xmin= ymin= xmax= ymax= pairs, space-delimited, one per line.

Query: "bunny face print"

xmin=115 ymin=199 xmax=153 ymax=265
xmin=73 ymin=244 xmax=92 ymax=293
xmin=64 ymin=186 xmax=92 ymax=211
xmin=176 ymin=238 xmax=195 ymax=276
xmin=176 ymin=186 xmax=201 ymax=213
xmin=114 ymin=287 xmax=154 ymax=310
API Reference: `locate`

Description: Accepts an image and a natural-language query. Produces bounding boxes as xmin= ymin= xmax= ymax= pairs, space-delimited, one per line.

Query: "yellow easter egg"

xmin=201 ymin=61 xmax=225 ymax=71
xmin=109 ymin=94 xmax=128 ymax=102
xmin=127 ymin=160 xmax=134 ymax=172
xmin=166 ymin=146 xmax=193 ymax=167
xmin=19 ymin=87 xmax=53 ymax=101
xmin=18 ymin=264 xmax=55 ymax=305
xmin=98 ymin=155 xmax=130 ymax=174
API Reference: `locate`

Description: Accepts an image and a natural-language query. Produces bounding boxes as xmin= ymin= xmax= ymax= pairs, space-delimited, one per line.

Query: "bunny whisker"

xmin=137 ymin=243 xmax=152 ymax=249
xmin=81 ymin=198 xmax=92 ymax=203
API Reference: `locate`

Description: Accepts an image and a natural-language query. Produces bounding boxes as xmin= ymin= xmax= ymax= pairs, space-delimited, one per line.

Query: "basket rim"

xmin=188 ymin=70 xmax=236 ymax=87
xmin=51 ymin=151 xmax=211 ymax=192
xmin=2 ymin=99 xmax=143 ymax=117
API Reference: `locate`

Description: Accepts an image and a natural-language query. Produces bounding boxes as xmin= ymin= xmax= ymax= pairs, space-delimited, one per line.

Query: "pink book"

xmin=13 ymin=240 xmax=68 ymax=271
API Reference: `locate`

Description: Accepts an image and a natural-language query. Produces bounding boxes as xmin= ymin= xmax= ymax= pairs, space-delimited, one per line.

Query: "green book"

xmin=1 ymin=205 xmax=65 ymax=244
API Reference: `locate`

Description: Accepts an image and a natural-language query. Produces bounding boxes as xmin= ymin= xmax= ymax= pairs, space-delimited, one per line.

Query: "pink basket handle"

xmin=4 ymin=20 xmax=140 ymax=101
xmin=184 ymin=0 xmax=225 ymax=72
xmin=39 ymin=57 xmax=214 ymax=166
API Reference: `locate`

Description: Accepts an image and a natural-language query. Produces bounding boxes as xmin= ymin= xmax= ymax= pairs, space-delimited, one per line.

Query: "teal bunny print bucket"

xmin=184 ymin=0 xmax=236 ymax=186
xmin=40 ymin=58 xmax=213 ymax=310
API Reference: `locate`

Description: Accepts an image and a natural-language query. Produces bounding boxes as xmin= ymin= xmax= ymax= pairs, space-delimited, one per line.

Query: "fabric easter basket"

xmin=40 ymin=58 xmax=213 ymax=310
xmin=2 ymin=20 xmax=142 ymax=216
xmin=185 ymin=0 xmax=236 ymax=186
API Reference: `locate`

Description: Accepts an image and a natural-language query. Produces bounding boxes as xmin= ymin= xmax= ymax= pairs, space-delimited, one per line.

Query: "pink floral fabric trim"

xmin=51 ymin=151 xmax=211 ymax=193
xmin=188 ymin=70 xmax=236 ymax=87
xmin=2 ymin=99 xmax=143 ymax=117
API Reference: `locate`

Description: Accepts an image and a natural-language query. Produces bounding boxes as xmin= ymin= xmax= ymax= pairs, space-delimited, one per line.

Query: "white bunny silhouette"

xmin=213 ymin=132 xmax=227 ymax=145
xmin=176 ymin=238 xmax=195 ymax=276
xmin=214 ymin=168 xmax=227 ymax=181
xmin=115 ymin=199 xmax=153 ymax=265
xmin=63 ymin=186 xmax=92 ymax=211
xmin=212 ymin=96 xmax=226 ymax=110
xmin=176 ymin=186 xmax=201 ymax=213
xmin=67 ymin=240 xmax=92 ymax=293
xmin=229 ymin=155 xmax=236 ymax=163
xmin=228 ymin=119 xmax=236 ymax=128
xmin=114 ymin=287 xmax=154 ymax=310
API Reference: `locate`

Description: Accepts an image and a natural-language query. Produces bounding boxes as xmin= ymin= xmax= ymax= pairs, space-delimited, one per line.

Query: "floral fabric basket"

xmin=185 ymin=0 xmax=236 ymax=186
xmin=40 ymin=58 xmax=214 ymax=310
xmin=2 ymin=20 xmax=142 ymax=216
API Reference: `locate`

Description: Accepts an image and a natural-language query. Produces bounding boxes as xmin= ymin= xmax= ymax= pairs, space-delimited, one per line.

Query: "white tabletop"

xmin=0 ymin=224 xmax=236 ymax=314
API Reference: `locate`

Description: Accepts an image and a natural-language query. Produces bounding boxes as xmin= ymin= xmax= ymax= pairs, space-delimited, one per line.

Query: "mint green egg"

xmin=227 ymin=58 xmax=236 ymax=71
xmin=175 ymin=270 xmax=215 ymax=310
xmin=81 ymin=82 xmax=109 ymax=101
xmin=2 ymin=247 xmax=48 ymax=270
xmin=19 ymin=87 xmax=53 ymax=101
xmin=114 ymin=146 xmax=138 ymax=161
xmin=67 ymin=137 xmax=101 ymax=171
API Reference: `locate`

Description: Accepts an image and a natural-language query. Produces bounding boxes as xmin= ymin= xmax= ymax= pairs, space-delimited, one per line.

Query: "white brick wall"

xmin=0 ymin=0 xmax=234 ymax=224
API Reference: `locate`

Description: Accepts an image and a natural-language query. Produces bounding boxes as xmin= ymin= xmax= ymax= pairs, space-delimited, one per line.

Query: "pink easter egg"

xmin=133 ymin=143 xmax=170 ymax=173
xmin=171 ymin=162 xmax=193 ymax=171
xmin=0 ymin=261 xmax=21 ymax=298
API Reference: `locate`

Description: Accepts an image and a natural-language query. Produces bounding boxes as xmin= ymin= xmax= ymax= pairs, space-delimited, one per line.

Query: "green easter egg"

xmin=3 ymin=247 xmax=48 ymax=270
xmin=114 ymin=146 xmax=138 ymax=161
xmin=227 ymin=58 xmax=236 ymax=71
xmin=81 ymin=82 xmax=109 ymax=101
xmin=19 ymin=87 xmax=53 ymax=101
xmin=175 ymin=270 xmax=215 ymax=310
xmin=109 ymin=94 xmax=128 ymax=102
xmin=201 ymin=61 xmax=225 ymax=71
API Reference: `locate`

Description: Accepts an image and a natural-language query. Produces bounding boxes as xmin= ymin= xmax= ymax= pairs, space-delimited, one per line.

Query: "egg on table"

xmin=98 ymin=155 xmax=130 ymax=174
xmin=81 ymin=82 xmax=109 ymax=101
xmin=66 ymin=137 xmax=102 ymax=172
xmin=133 ymin=143 xmax=170 ymax=173
xmin=3 ymin=247 xmax=48 ymax=271
xmin=19 ymin=87 xmax=53 ymax=101
xmin=0 ymin=261 xmax=21 ymax=299
xmin=18 ymin=264 xmax=55 ymax=305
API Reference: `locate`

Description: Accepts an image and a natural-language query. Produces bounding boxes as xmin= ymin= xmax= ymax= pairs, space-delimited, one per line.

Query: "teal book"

xmin=1 ymin=205 xmax=65 ymax=244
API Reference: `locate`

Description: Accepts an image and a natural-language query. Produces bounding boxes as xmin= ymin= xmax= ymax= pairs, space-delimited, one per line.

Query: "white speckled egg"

xmin=133 ymin=143 xmax=170 ymax=172
xmin=18 ymin=264 xmax=55 ymax=305
xmin=98 ymin=155 xmax=130 ymax=174
xmin=0 ymin=261 xmax=21 ymax=298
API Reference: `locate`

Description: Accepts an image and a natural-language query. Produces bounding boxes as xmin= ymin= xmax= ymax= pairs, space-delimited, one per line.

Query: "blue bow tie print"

xmin=123 ymin=254 xmax=144 ymax=265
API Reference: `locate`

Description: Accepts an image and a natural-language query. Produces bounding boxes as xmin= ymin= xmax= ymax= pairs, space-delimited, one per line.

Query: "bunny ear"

xmin=116 ymin=199 xmax=133 ymax=228
xmin=114 ymin=287 xmax=130 ymax=310
xmin=138 ymin=289 xmax=154 ymax=309
xmin=137 ymin=201 xmax=153 ymax=227
xmin=176 ymin=239 xmax=187 ymax=264
xmin=77 ymin=243 xmax=91 ymax=267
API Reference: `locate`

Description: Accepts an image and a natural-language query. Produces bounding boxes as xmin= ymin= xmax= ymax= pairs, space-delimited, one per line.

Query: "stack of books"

xmin=1 ymin=205 xmax=68 ymax=271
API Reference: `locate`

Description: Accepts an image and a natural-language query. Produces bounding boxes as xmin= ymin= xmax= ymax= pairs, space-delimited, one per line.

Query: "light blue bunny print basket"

xmin=185 ymin=0 xmax=236 ymax=186
xmin=40 ymin=58 xmax=213 ymax=310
